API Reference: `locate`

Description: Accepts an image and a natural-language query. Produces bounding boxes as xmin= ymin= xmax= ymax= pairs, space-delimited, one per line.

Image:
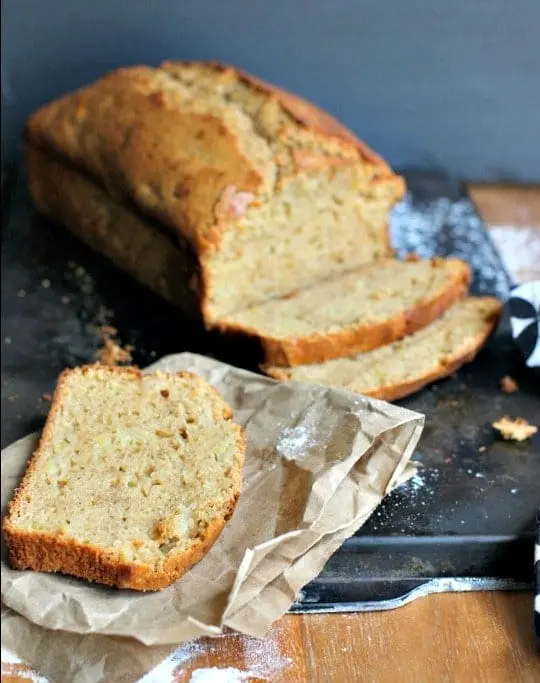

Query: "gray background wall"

xmin=2 ymin=0 xmax=539 ymax=181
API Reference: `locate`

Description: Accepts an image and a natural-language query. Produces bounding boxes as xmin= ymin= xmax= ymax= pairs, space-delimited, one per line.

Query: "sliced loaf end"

xmin=3 ymin=365 xmax=245 ymax=591
xmin=264 ymin=297 xmax=502 ymax=402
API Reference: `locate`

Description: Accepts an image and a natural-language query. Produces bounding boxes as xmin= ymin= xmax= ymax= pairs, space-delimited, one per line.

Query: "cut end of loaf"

xmin=2 ymin=365 xmax=245 ymax=590
xmin=25 ymin=61 xmax=403 ymax=323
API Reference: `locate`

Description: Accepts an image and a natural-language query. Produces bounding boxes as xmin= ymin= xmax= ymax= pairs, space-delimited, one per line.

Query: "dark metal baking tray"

xmin=2 ymin=169 xmax=539 ymax=611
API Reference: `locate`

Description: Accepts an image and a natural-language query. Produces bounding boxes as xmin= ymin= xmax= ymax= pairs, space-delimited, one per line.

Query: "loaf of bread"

xmin=2 ymin=365 xmax=245 ymax=590
xmin=264 ymin=297 xmax=501 ymax=401
xmin=25 ymin=61 xmax=404 ymax=324
xmin=216 ymin=257 xmax=470 ymax=366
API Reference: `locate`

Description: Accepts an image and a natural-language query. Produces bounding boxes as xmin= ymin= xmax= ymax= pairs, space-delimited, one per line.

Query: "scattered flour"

xmin=276 ymin=425 xmax=313 ymax=460
xmin=243 ymin=633 xmax=292 ymax=679
xmin=171 ymin=641 xmax=207 ymax=665
xmin=189 ymin=668 xmax=247 ymax=682
xmin=1 ymin=648 xmax=22 ymax=665
xmin=139 ymin=641 xmax=206 ymax=682
xmin=0 ymin=649 xmax=48 ymax=683
xmin=407 ymin=473 xmax=425 ymax=492
xmin=489 ymin=225 xmax=540 ymax=283
xmin=139 ymin=657 xmax=181 ymax=683
xmin=141 ymin=631 xmax=292 ymax=682
xmin=391 ymin=194 xmax=512 ymax=299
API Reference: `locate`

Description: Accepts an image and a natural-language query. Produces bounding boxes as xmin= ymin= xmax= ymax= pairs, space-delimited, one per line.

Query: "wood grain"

xmin=469 ymin=184 xmax=540 ymax=227
xmin=472 ymin=183 xmax=540 ymax=283
xmin=2 ymin=185 xmax=540 ymax=683
xmin=296 ymin=593 xmax=539 ymax=683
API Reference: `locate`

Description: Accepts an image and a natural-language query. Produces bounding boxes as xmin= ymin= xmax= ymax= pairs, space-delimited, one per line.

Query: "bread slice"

xmin=2 ymin=365 xmax=245 ymax=591
xmin=264 ymin=297 xmax=501 ymax=401
xmin=215 ymin=257 xmax=470 ymax=366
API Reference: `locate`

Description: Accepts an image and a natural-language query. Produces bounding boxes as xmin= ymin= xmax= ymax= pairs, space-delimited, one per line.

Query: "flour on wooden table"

xmin=489 ymin=225 xmax=540 ymax=283
xmin=242 ymin=633 xmax=292 ymax=679
xmin=142 ymin=630 xmax=292 ymax=682
xmin=189 ymin=667 xmax=247 ymax=682
xmin=171 ymin=641 xmax=207 ymax=665
xmin=139 ymin=641 xmax=206 ymax=682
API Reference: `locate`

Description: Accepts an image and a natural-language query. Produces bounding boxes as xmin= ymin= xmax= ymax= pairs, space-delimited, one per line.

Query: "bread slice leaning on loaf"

xmin=2 ymin=365 xmax=245 ymax=591
xmin=215 ymin=257 xmax=470 ymax=366
xmin=264 ymin=297 xmax=501 ymax=401
xmin=24 ymin=61 xmax=404 ymax=324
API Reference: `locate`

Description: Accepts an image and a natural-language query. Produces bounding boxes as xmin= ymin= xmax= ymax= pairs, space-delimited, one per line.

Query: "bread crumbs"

xmin=500 ymin=375 xmax=518 ymax=393
xmin=492 ymin=416 xmax=537 ymax=442
xmin=95 ymin=326 xmax=133 ymax=366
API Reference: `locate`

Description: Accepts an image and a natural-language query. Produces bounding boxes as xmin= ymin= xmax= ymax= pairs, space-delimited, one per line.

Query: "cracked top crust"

xmin=25 ymin=61 xmax=403 ymax=254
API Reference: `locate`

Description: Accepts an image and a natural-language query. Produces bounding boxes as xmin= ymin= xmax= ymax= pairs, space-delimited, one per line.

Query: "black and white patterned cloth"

xmin=508 ymin=282 xmax=540 ymax=368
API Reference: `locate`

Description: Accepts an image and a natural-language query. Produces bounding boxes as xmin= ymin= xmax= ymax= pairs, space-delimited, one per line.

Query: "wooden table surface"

xmin=2 ymin=185 xmax=539 ymax=683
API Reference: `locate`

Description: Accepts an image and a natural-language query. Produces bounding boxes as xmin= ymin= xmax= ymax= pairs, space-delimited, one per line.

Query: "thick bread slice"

xmin=2 ymin=365 xmax=245 ymax=591
xmin=264 ymin=297 xmax=501 ymax=401
xmin=215 ymin=258 xmax=470 ymax=366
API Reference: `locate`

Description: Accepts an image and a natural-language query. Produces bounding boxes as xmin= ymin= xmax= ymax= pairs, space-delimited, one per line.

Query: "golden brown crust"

xmin=25 ymin=61 xmax=404 ymax=256
xmin=3 ymin=492 xmax=241 ymax=591
xmin=164 ymin=60 xmax=398 ymax=176
xmin=2 ymin=365 xmax=246 ymax=591
xmin=24 ymin=142 xmax=207 ymax=322
xmin=218 ymin=259 xmax=471 ymax=367
xmin=265 ymin=298 xmax=502 ymax=401
xmin=24 ymin=66 xmax=264 ymax=254
xmin=25 ymin=61 xmax=404 ymax=325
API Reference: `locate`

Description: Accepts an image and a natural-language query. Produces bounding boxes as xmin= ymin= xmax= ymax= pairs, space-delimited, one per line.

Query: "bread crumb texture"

xmin=216 ymin=257 xmax=470 ymax=365
xmin=220 ymin=258 xmax=468 ymax=337
xmin=3 ymin=365 xmax=245 ymax=590
xmin=264 ymin=297 xmax=501 ymax=401
xmin=492 ymin=416 xmax=537 ymax=442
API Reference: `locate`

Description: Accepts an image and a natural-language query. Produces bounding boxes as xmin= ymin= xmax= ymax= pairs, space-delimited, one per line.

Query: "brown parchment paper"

xmin=1 ymin=352 xmax=424 ymax=682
